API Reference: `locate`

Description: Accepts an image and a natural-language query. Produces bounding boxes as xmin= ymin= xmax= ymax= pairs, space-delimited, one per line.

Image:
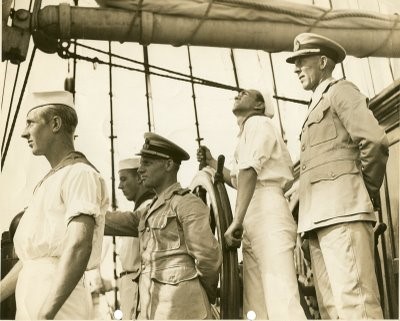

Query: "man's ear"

xmin=254 ymin=101 xmax=265 ymax=113
xmin=51 ymin=115 xmax=62 ymax=133
xmin=164 ymin=158 xmax=176 ymax=172
xmin=320 ymin=56 xmax=328 ymax=70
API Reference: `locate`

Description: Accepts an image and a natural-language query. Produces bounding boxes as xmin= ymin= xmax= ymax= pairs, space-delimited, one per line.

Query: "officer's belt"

xmin=300 ymin=148 xmax=359 ymax=174
xmin=120 ymin=270 xmax=136 ymax=277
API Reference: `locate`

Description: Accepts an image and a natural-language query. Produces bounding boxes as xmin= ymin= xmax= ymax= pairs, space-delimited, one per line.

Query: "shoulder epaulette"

xmin=174 ymin=188 xmax=191 ymax=196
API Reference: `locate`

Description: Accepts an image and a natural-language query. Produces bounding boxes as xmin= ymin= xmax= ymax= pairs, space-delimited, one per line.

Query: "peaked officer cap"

xmin=286 ymin=33 xmax=346 ymax=64
xmin=26 ymin=91 xmax=75 ymax=113
xmin=119 ymin=157 xmax=141 ymax=171
xmin=138 ymin=132 xmax=190 ymax=164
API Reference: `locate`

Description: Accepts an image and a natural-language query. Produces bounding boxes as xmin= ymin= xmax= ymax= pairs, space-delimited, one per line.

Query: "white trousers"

xmin=119 ymin=273 xmax=139 ymax=320
xmin=309 ymin=221 xmax=383 ymax=319
xmin=242 ymin=186 xmax=306 ymax=320
xmin=15 ymin=257 xmax=92 ymax=320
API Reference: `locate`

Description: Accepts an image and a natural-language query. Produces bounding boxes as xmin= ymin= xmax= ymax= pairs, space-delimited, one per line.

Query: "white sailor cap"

xmin=118 ymin=157 xmax=141 ymax=171
xmin=26 ymin=91 xmax=74 ymax=113
xmin=262 ymin=91 xmax=275 ymax=119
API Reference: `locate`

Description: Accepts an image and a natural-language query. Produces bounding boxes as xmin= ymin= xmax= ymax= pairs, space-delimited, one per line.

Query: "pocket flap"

xmin=310 ymin=161 xmax=359 ymax=183
xmin=149 ymin=211 xmax=177 ymax=229
xmin=152 ymin=265 xmax=198 ymax=285
xmin=307 ymin=103 xmax=330 ymax=126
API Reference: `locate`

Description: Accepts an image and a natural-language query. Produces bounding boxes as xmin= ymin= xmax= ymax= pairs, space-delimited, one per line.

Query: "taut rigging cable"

xmin=1 ymin=64 xmax=21 ymax=156
xmin=1 ymin=46 xmax=37 ymax=171
xmin=107 ymin=40 xmax=120 ymax=313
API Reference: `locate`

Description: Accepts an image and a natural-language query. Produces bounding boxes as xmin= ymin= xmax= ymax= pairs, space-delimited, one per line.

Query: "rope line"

xmin=1 ymin=64 xmax=21 ymax=155
xmin=1 ymin=46 xmax=37 ymax=171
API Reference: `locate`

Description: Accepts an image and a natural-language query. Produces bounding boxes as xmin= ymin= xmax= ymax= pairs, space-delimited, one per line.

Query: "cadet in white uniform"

xmin=108 ymin=157 xmax=154 ymax=319
xmin=0 ymin=91 xmax=109 ymax=319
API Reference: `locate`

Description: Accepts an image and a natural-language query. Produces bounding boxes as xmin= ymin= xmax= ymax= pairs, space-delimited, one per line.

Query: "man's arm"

xmin=0 ymin=260 xmax=23 ymax=302
xmin=331 ymin=81 xmax=389 ymax=198
xmin=197 ymin=146 xmax=233 ymax=187
xmin=37 ymin=214 xmax=95 ymax=319
xmin=104 ymin=210 xmax=140 ymax=236
xmin=224 ymin=167 xmax=257 ymax=248
xmin=177 ymin=195 xmax=222 ymax=303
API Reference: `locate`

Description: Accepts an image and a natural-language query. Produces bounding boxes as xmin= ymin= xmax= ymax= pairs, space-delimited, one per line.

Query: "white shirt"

xmin=118 ymin=198 xmax=152 ymax=272
xmin=231 ymin=115 xmax=294 ymax=191
xmin=14 ymin=163 xmax=109 ymax=270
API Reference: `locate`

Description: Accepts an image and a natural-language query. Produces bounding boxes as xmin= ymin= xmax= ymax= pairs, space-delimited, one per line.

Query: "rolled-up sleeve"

xmin=62 ymin=166 xmax=106 ymax=224
xmin=237 ymin=117 xmax=276 ymax=175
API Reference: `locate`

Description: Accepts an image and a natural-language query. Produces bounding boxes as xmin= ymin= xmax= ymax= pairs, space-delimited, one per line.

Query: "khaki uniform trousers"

xmin=119 ymin=273 xmax=139 ymax=320
xmin=242 ymin=186 xmax=306 ymax=319
xmin=309 ymin=221 xmax=383 ymax=319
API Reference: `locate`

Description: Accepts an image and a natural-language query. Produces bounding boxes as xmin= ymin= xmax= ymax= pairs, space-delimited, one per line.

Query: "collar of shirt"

xmin=308 ymin=77 xmax=336 ymax=116
xmin=237 ymin=113 xmax=266 ymax=137
xmin=134 ymin=190 xmax=156 ymax=210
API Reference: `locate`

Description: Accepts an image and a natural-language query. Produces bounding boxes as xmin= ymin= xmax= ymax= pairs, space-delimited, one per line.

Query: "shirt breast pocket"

xmin=149 ymin=211 xmax=181 ymax=252
xmin=307 ymin=104 xmax=337 ymax=147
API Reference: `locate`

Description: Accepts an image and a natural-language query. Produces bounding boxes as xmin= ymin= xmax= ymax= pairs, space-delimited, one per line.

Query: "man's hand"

xmin=224 ymin=220 xmax=243 ymax=249
xmin=196 ymin=146 xmax=215 ymax=167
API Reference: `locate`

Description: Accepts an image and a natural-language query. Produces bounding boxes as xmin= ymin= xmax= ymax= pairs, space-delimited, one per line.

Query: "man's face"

xmin=21 ymin=107 xmax=53 ymax=155
xmin=138 ymin=156 xmax=167 ymax=189
xmin=294 ymin=55 xmax=324 ymax=91
xmin=232 ymin=90 xmax=260 ymax=113
xmin=118 ymin=169 xmax=140 ymax=201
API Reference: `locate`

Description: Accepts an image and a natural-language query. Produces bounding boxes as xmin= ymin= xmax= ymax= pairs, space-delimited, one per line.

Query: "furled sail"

xmin=92 ymin=0 xmax=400 ymax=57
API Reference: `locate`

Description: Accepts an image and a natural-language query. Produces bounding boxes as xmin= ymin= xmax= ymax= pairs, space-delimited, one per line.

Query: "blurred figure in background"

xmin=106 ymin=157 xmax=155 ymax=319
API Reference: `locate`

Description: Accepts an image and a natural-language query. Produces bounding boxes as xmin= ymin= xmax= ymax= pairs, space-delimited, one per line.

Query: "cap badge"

xmin=294 ymin=39 xmax=300 ymax=51
xmin=143 ymin=138 xmax=150 ymax=150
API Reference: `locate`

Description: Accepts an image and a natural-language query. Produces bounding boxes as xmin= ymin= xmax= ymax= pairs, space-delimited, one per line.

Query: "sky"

xmin=1 ymin=0 xmax=399 ymax=302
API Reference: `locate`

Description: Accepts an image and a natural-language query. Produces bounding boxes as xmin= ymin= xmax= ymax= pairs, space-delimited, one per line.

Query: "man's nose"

xmin=21 ymin=128 xmax=29 ymax=139
xmin=294 ymin=65 xmax=301 ymax=74
xmin=118 ymin=181 xmax=122 ymax=189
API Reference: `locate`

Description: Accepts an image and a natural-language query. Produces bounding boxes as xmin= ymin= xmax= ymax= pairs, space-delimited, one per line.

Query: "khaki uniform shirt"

xmin=105 ymin=182 xmax=222 ymax=319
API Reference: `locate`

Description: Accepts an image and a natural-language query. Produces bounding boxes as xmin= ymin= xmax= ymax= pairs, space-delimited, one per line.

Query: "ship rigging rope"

xmin=0 ymin=62 xmax=8 ymax=112
xmin=73 ymin=41 xmax=238 ymax=91
xmin=1 ymin=46 xmax=37 ymax=170
xmin=182 ymin=0 xmax=214 ymax=46
xmin=58 ymin=41 xmax=241 ymax=92
xmin=1 ymin=64 xmax=21 ymax=155
xmin=57 ymin=41 xmax=309 ymax=106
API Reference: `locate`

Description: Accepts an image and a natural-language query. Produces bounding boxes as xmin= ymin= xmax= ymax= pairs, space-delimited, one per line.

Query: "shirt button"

xmin=331 ymin=172 xmax=336 ymax=178
xmin=146 ymin=227 xmax=150 ymax=232
xmin=302 ymin=164 xmax=306 ymax=170
xmin=301 ymin=145 xmax=305 ymax=151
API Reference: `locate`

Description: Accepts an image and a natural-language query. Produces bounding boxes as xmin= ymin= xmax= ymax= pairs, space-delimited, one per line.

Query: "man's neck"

xmin=46 ymin=141 xmax=75 ymax=168
xmin=235 ymin=110 xmax=262 ymax=127
xmin=312 ymin=74 xmax=333 ymax=93
xmin=154 ymin=178 xmax=178 ymax=196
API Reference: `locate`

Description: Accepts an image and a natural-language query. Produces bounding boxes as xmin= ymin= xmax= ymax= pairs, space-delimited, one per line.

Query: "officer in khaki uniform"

xmin=287 ymin=33 xmax=389 ymax=319
xmin=105 ymin=132 xmax=222 ymax=319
